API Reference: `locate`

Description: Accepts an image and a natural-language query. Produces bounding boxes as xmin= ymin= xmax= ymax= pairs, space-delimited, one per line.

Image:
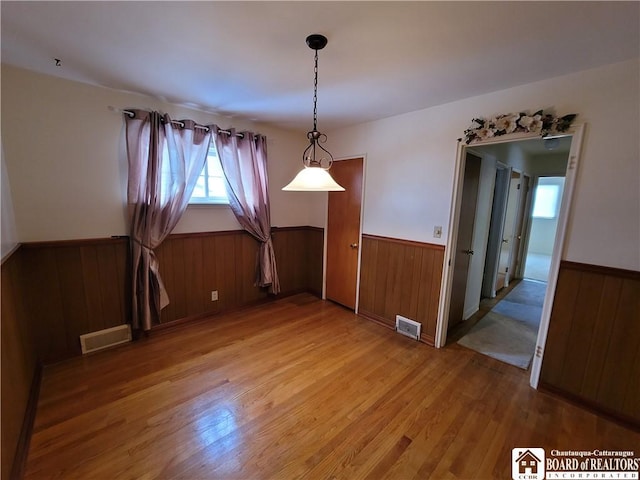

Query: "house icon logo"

xmin=512 ymin=448 xmax=545 ymax=480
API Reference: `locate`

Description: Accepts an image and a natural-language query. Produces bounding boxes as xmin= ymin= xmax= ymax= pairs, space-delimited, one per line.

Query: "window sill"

xmin=187 ymin=203 xmax=230 ymax=209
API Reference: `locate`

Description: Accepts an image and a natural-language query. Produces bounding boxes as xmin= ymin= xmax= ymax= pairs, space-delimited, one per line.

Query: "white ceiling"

xmin=2 ymin=1 xmax=638 ymax=132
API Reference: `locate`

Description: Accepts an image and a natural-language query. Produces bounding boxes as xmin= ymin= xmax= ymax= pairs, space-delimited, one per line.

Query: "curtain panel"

xmin=213 ymin=128 xmax=280 ymax=294
xmin=125 ymin=110 xmax=210 ymax=331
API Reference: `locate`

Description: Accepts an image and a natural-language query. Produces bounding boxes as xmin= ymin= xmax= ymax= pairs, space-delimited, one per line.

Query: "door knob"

xmin=463 ymin=249 xmax=474 ymax=255
xmin=350 ymin=243 xmax=359 ymax=249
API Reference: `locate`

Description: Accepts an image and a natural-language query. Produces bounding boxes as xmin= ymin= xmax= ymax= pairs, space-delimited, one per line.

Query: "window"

xmin=189 ymin=143 xmax=228 ymax=204
xmin=532 ymin=177 xmax=564 ymax=219
xmin=532 ymin=185 xmax=559 ymax=218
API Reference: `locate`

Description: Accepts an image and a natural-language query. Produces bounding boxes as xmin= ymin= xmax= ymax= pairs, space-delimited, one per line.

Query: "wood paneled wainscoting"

xmin=540 ymin=261 xmax=640 ymax=427
xmin=1 ymin=246 xmax=40 ymax=480
xmin=156 ymin=227 xmax=323 ymax=324
xmin=358 ymin=234 xmax=445 ymax=345
xmin=13 ymin=227 xmax=322 ymax=362
xmin=19 ymin=237 xmax=130 ymax=363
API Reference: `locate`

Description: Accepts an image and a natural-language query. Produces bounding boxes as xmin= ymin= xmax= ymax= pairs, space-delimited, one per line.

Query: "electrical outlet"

xmin=433 ymin=226 xmax=442 ymax=238
xmin=211 ymin=290 xmax=219 ymax=301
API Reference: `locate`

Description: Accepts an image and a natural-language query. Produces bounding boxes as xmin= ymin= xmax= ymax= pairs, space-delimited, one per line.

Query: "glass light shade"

xmin=282 ymin=166 xmax=345 ymax=191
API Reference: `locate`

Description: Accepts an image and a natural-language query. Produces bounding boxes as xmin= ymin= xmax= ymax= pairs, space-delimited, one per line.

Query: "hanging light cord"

xmin=312 ymin=49 xmax=318 ymax=132
xmin=304 ymin=46 xmax=333 ymax=169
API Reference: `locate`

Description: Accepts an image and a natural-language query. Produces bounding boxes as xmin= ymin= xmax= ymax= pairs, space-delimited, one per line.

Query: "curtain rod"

xmin=108 ymin=106 xmax=251 ymax=138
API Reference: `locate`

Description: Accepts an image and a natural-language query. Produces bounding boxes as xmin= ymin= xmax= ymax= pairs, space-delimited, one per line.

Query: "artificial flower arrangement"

xmin=463 ymin=110 xmax=576 ymax=144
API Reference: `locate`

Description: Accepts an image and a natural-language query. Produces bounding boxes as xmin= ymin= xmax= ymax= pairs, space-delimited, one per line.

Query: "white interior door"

xmin=495 ymin=170 xmax=522 ymax=290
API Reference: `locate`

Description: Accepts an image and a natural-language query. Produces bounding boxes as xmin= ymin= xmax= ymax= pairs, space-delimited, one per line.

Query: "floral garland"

xmin=463 ymin=110 xmax=576 ymax=144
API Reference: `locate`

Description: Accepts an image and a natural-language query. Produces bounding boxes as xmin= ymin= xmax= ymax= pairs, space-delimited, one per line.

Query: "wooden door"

xmin=326 ymin=158 xmax=363 ymax=310
xmin=448 ymin=152 xmax=481 ymax=330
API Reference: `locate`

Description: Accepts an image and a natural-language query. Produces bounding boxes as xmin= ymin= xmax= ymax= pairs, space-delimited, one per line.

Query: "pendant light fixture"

xmin=282 ymin=34 xmax=345 ymax=192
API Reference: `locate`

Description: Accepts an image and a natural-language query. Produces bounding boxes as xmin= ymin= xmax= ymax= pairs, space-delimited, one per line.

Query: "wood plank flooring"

xmin=24 ymin=294 xmax=639 ymax=479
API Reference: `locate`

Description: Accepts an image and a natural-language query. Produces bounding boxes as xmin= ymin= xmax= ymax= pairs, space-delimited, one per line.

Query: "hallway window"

xmin=532 ymin=177 xmax=564 ymax=219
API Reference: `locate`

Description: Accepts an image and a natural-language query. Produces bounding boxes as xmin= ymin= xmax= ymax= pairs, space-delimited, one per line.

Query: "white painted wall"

xmin=1 ymin=143 xmax=18 ymax=259
xmin=1 ymin=65 xmax=321 ymax=242
xmin=3 ymin=59 xmax=638 ymax=271
xmin=528 ymin=218 xmax=558 ymax=255
xmin=328 ymin=59 xmax=640 ymax=271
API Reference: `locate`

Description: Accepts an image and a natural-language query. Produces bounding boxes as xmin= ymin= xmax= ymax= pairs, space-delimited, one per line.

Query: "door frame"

xmin=322 ymin=155 xmax=366 ymax=313
xmin=436 ymin=124 xmax=585 ymax=389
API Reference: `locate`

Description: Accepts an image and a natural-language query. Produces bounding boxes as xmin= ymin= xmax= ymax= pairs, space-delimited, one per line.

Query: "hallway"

xmin=524 ymin=252 xmax=552 ymax=282
xmin=454 ymin=279 xmax=546 ymax=369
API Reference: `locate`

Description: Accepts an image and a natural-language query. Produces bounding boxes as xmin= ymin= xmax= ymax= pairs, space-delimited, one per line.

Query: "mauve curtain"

xmin=125 ymin=110 xmax=210 ymax=330
xmin=213 ymin=128 xmax=280 ymax=294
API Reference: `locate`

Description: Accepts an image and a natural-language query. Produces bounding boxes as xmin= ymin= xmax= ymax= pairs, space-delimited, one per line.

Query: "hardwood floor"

xmin=24 ymin=294 xmax=639 ymax=479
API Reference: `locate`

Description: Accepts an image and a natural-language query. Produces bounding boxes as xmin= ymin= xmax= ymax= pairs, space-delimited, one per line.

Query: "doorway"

xmin=523 ymin=176 xmax=566 ymax=282
xmin=325 ymin=157 xmax=364 ymax=310
xmin=439 ymin=130 xmax=583 ymax=386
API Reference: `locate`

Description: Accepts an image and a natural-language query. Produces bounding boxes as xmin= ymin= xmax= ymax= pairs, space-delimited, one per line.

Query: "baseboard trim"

xmin=149 ymin=288 xmax=322 ymax=336
xmin=11 ymin=362 xmax=43 ymax=480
